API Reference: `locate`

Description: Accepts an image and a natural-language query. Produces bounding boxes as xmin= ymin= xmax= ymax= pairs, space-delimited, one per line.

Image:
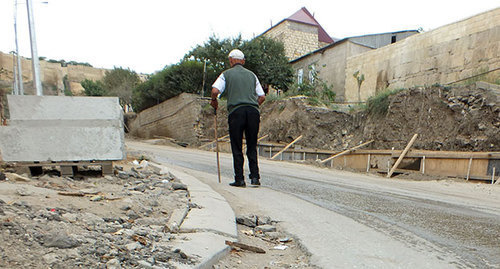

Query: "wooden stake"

xmin=387 ymin=134 xmax=418 ymax=178
xmin=320 ymin=140 xmax=374 ymax=164
xmin=271 ymin=135 xmax=303 ymax=160
xmin=492 ymin=167 xmax=496 ymax=184
xmin=366 ymin=154 xmax=371 ymax=172
xmin=214 ymin=110 xmax=221 ymax=183
xmin=421 ymin=156 xmax=426 ymax=174
xmin=199 ymin=134 xmax=229 ymax=149
xmin=466 ymin=157 xmax=473 ymax=181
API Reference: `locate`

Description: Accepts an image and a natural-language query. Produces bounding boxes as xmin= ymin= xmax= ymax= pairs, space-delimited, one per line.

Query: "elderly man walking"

xmin=210 ymin=49 xmax=266 ymax=187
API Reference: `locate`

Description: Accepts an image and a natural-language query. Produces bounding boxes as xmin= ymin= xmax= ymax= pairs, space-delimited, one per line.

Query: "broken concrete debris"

xmin=0 ymin=160 xmax=196 ymax=268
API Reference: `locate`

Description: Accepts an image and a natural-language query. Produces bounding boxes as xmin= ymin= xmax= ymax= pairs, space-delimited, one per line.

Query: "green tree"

xmin=132 ymin=60 xmax=204 ymax=112
xmin=103 ymin=67 xmax=140 ymax=109
xmin=81 ymin=79 xmax=106 ymax=96
xmin=132 ymin=35 xmax=293 ymax=112
xmin=184 ymin=35 xmax=292 ymax=94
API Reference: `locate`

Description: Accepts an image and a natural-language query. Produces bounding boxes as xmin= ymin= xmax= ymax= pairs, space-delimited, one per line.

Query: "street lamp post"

xmin=10 ymin=51 xmax=19 ymax=95
xmin=13 ymin=0 xmax=24 ymax=95
xmin=26 ymin=0 xmax=43 ymax=96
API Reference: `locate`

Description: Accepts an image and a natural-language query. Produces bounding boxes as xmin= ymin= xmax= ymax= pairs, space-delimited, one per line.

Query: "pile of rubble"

xmin=216 ymin=214 xmax=315 ymax=268
xmin=0 ymin=161 xmax=195 ymax=268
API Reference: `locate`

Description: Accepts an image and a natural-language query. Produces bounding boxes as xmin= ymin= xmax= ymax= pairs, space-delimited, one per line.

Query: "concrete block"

xmin=0 ymin=126 xmax=125 ymax=162
xmin=7 ymin=95 xmax=122 ymax=121
xmin=0 ymin=95 xmax=124 ymax=162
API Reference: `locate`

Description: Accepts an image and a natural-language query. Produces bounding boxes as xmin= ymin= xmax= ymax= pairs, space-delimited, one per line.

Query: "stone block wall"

xmin=264 ymin=21 xmax=321 ymax=60
xmin=345 ymin=8 xmax=500 ymax=103
xmin=128 ymin=93 xmax=204 ymax=144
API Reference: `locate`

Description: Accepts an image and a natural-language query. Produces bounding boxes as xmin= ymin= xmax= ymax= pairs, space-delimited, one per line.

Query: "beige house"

xmin=262 ymin=7 xmax=335 ymax=60
xmin=290 ymin=31 xmax=419 ymax=102
xmin=290 ymin=39 xmax=372 ymax=102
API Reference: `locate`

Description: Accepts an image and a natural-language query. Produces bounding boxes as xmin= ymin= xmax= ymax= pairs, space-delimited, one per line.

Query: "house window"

xmin=308 ymin=65 xmax=316 ymax=84
xmin=391 ymin=35 xmax=397 ymax=44
xmin=297 ymin=69 xmax=303 ymax=84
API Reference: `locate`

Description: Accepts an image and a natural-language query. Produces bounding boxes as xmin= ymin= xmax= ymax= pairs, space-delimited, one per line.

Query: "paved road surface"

xmin=128 ymin=141 xmax=500 ymax=268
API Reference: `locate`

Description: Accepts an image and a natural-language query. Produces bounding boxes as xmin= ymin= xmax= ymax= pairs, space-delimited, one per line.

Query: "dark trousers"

xmin=228 ymin=106 xmax=260 ymax=182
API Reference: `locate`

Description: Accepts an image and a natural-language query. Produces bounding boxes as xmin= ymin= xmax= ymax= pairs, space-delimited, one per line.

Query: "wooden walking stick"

xmin=214 ymin=108 xmax=221 ymax=183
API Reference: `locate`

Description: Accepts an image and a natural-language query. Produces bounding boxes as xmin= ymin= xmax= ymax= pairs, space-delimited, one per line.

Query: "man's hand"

xmin=210 ymin=99 xmax=218 ymax=111
xmin=258 ymin=95 xmax=266 ymax=106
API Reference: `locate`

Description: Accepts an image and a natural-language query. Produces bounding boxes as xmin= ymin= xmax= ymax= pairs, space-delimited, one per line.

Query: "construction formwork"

xmin=254 ymin=142 xmax=500 ymax=183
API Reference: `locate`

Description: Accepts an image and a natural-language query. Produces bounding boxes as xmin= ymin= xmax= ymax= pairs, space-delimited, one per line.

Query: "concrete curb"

xmin=150 ymin=162 xmax=237 ymax=269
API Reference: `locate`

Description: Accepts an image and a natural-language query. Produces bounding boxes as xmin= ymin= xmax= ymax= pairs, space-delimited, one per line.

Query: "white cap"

xmin=228 ymin=49 xmax=245 ymax=60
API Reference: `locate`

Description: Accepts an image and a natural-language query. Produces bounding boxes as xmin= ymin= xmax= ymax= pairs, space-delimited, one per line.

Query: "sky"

xmin=0 ymin=0 xmax=498 ymax=74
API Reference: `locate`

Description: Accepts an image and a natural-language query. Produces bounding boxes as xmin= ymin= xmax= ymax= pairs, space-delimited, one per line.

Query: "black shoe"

xmin=229 ymin=181 xmax=246 ymax=187
xmin=250 ymin=178 xmax=261 ymax=186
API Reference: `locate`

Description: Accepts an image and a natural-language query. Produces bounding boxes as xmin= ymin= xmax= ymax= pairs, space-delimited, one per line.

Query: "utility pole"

xmin=10 ymin=51 xmax=19 ymax=95
xmin=14 ymin=0 xmax=24 ymax=95
xmin=26 ymin=0 xmax=43 ymax=96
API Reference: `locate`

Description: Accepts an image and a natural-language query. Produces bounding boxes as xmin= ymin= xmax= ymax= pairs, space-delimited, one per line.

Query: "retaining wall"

xmin=128 ymin=93 xmax=204 ymax=144
xmin=345 ymin=8 xmax=500 ymax=102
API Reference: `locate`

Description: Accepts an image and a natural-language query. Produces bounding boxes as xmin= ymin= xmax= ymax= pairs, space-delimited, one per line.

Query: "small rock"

xmin=154 ymin=252 xmax=173 ymax=262
xmin=265 ymin=232 xmax=281 ymax=240
xmin=125 ymin=241 xmax=141 ymax=251
xmin=106 ymin=258 xmax=122 ymax=269
xmin=133 ymin=184 xmax=147 ymax=192
xmin=90 ymin=195 xmax=104 ymax=202
xmin=114 ymin=165 xmax=124 ymax=171
xmin=255 ymin=224 xmax=276 ymax=233
xmin=118 ymin=171 xmax=130 ymax=179
xmin=61 ymin=213 xmax=78 ymax=223
xmin=139 ymin=160 xmax=149 ymax=169
xmin=44 ymin=233 xmax=81 ymax=249
xmin=43 ymin=253 xmax=59 ymax=264
xmin=174 ymin=249 xmax=188 ymax=259
xmin=236 ymin=214 xmax=257 ymax=227
xmin=279 ymin=237 xmax=292 ymax=243
xmin=137 ymin=260 xmax=153 ymax=269
xmin=171 ymin=182 xmax=187 ymax=191
xmin=127 ymin=210 xmax=140 ymax=220
xmin=0 ymin=172 xmax=6 ymax=181
xmin=257 ymin=216 xmax=273 ymax=226
xmin=120 ymin=205 xmax=132 ymax=211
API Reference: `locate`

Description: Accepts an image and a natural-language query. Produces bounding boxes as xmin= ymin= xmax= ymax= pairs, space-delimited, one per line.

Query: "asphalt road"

xmin=128 ymin=141 xmax=500 ymax=268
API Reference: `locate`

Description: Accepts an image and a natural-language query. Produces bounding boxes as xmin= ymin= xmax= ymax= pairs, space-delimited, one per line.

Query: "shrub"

xmin=365 ymin=88 xmax=403 ymax=116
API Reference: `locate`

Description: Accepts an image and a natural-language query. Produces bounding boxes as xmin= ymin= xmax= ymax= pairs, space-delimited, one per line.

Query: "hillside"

xmin=200 ymin=83 xmax=499 ymax=152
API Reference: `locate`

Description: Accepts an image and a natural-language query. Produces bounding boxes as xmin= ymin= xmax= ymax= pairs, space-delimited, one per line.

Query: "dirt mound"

xmin=359 ymin=85 xmax=499 ymax=151
xmin=198 ymin=84 xmax=499 ymax=152
xmin=260 ymin=97 xmax=355 ymax=150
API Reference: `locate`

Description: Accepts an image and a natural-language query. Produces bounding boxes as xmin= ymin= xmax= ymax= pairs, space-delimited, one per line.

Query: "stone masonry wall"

xmin=345 ymin=8 xmax=500 ymax=103
xmin=264 ymin=21 xmax=321 ymax=60
xmin=128 ymin=93 xmax=204 ymax=144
